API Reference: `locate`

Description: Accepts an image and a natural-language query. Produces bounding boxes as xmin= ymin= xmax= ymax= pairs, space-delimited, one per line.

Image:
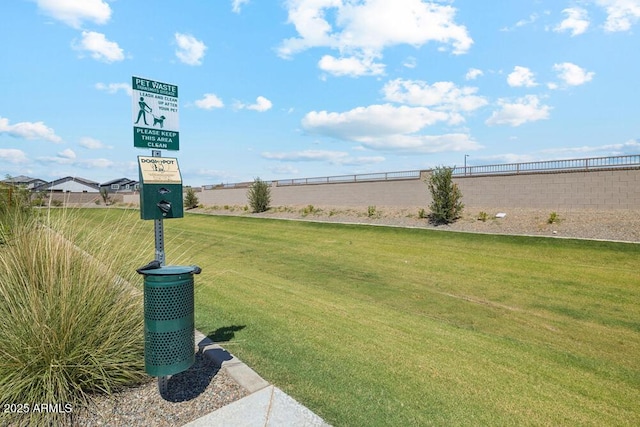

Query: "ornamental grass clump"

xmin=0 ymin=210 xmax=149 ymax=426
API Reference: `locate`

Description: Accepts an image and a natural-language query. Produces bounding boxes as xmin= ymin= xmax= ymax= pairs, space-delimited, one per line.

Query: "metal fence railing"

xmin=451 ymin=154 xmax=640 ymax=177
xmin=276 ymin=170 xmax=421 ymax=187
xmin=203 ymin=154 xmax=640 ymax=189
xmin=202 ymin=180 xmax=273 ymax=190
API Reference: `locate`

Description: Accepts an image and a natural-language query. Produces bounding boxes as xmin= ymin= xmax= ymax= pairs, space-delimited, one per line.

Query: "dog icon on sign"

xmin=153 ymin=114 xmax=166 ymax=128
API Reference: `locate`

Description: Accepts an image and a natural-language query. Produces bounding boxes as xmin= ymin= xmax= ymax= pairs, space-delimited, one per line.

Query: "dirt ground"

xmin=193 ymin=205 xmax=640 ymax=243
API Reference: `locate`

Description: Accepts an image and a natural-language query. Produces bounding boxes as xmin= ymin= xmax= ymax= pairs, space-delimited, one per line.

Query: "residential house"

xmin=1 ymin=175 xmax=48 ymax=190
xmin=100 ymin=178 xmax=139 ymax=193
xmin=33 ymin=176 xmax=100 ymax=193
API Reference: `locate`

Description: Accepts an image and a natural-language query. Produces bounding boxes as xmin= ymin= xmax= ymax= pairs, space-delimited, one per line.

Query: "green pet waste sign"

xmin=132 ymin=76 xmax=179 ymax=150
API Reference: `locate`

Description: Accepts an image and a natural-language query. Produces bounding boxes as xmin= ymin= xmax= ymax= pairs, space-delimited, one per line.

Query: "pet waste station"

xmin=132 ymin=76 xmax=201 ymax=391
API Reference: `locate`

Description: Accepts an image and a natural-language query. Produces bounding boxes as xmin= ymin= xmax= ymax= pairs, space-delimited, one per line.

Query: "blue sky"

xmin=1 ymin=0 xmax=639 ymax=187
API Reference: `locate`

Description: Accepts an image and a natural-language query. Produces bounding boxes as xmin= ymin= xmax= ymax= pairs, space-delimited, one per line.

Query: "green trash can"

xmin=137 ymin=263 xmax=202 ymax=377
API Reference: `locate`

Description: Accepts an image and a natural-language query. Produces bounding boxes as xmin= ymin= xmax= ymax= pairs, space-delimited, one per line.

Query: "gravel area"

xmin=195 ymin=205 xmax=640 ymax=243
xmin=72 ymin=351 xmax=248 ymax=427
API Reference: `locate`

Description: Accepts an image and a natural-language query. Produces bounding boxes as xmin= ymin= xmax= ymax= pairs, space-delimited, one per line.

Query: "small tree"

xmin=99 ymin=188 xmax=111 ymax=206
xmin=184 ymin=187 xmax=199 ymax=209
xmin=247 ymin=177 xmax=271 ymax=213
xmin=427 ymin=166 xmax=463 ymax=224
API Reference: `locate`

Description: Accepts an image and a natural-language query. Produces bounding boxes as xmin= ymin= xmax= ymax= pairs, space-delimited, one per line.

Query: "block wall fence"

xmin=40 ymin=192 xmax=124 ymax=205
xmin=122 ymin=168 xmax=640 ymax=211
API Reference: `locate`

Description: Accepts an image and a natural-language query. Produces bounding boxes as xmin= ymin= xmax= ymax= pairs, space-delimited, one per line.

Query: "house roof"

xmin=33 ymin=176 xmax=100 ymax=191
xmin=100 ymin=177 xmax=138 ymax=186
xmin=1 ymin=175 xmax=45 ymax=185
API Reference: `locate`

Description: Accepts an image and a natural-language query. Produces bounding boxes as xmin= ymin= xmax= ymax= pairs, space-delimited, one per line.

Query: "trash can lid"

xmin=137 ymin=265 xmax=201 ymax=275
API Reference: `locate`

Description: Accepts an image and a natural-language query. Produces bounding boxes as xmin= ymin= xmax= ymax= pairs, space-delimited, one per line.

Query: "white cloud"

xmin=596 ymin=0 xmax=640 ymax=32
xmin=195 ymin=93 xmax=225 ymax=110
xmin=36 ymin=0 xmax=111 ymax=28
xmin=58 ymin=148 xmax=76 ymax=159
xmin=301 ymin=104 xmax=481 ymax=153
xmin=483 ymin=140 xmax=640 ymax=164
xmin=38 ymin=153 xmax=113 ymax=168
xmin=247 ymin=96 xmax=273 ymax=112
xmin=38 ymin=155 xmax=72 ymax=165
xmin=540 ymin=139 xmax=640 ymax=156
xmin=478 ymin=153 xmax=536 ymax=164
xmin=553 ymin=62 xmax=595 ymax=86
xmin=235 ymin=96 xmax=273 ymax=112
xmin=278 ymin=0 xmax=472 ymax=74
xmin=403 ymin=56 xmax=417 ymax=69
xmin=382 ymin=79 xmax=488 ymax=123
xmin=79 ymin=137 xmax=110 ymax=149
xmin=362 ymin=133 xmax=480 ymax=153
xmin=269 ymin=164 xmax=300 ymax=175
xmin=555 ymin=7 xmax=590 ymax=36
xmin=340 ymin=155 xmax=386 ymax=166
xmin=500 ymin=13 xmax=542 ymax=32
xmin=0 ymin=149 xmax=28 ymax=163
xmin=486 ymin=95 xmax=551 ymax=127
xmin=77 ymin=158 xmax=113 ymax=169
xmin=507 ymin=66 xmax=537 ymax=87
xmin=465 ymin=68 xmax=483 ymax=81
xmin=318 ymin=54 xmax=385 ymax=77
xmin=262 ymin=149 xmax=384 ymax=166
xmin=303 ymin=104 xmax=448 ymax=139
xmin=95 ymin=82 xmax=131 ymax=96
xmin=263 ymin=150 xmax=348 ymax=162
xmin=73 ymin=31 xmax=124 ymax=63
xmin=0 ymin=116 xmax=62 ymax=143
xmin=278 ymin=0 xmax=338 ymax=58
xmin=232 ymin=0 xmax=250 ymax=13
xmin=175 ymin=33 xmax=207 ymax=66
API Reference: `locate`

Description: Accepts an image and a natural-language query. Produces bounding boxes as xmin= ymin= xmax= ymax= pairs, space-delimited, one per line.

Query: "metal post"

xmin=152 ymin=150 xmax=165 ymax=267
xmin=151 ymin=150 xmax=169 ymax=396
xmin=464 ymin=154 xmax=469 ymax=176
xmin=154 ymin=219 xmax=165 ymax=266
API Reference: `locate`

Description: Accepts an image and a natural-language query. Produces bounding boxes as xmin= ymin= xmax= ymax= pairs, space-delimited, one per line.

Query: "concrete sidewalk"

xmin=184 ymin=331 xmax=331 ymax=427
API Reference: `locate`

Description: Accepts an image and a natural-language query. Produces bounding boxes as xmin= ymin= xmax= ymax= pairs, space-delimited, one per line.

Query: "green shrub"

xmin=247 ymin=178 xmax=271 ymax=213
xmin=302 ymin=205 xmax=318 ymax=216
xmin=32 ymin=197 xmax=46 ymax=207
xmin=184 ymin=187 xmax=199 ymax=209
xmin=0 ymin=210 xmax=148 ymax=426
xmin=367 ymin=205 xmax=378 ymax=218
xmin=427 ymin=166 xmax=464 ymax=224
xmin=548 ymin=212 xmax=560 ymax=224
xmin=418 ymin=208 xmax=428 ymax=219
xmin=478 ymin=211 xmax=489 ymax=222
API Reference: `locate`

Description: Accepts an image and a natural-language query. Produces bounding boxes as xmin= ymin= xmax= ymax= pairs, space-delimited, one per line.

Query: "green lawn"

xmin=76 ymin=209 xmax=640 ymax=426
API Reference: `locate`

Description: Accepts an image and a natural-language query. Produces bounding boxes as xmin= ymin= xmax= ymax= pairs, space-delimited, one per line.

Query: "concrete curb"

xmin=194 ymin=330 xmax=269 ymax=393
xmin=187 ymin=330 xmax=331 ymax=427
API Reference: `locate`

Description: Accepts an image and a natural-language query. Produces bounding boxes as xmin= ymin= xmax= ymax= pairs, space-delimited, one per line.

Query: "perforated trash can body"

xmin=140 ymin=265 xmax=197 ymax=377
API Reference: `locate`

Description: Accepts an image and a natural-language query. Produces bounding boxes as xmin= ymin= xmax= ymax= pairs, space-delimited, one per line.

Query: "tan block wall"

xmin=42 ymin=192 xmax=124 ymax=205
xmin=180 ymin=179 xmax=428 ymax=209
xmin=455 ymin=169 xmax=640 ymax=209
xmin=122 ymin=169 xmax=640 ymax=211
